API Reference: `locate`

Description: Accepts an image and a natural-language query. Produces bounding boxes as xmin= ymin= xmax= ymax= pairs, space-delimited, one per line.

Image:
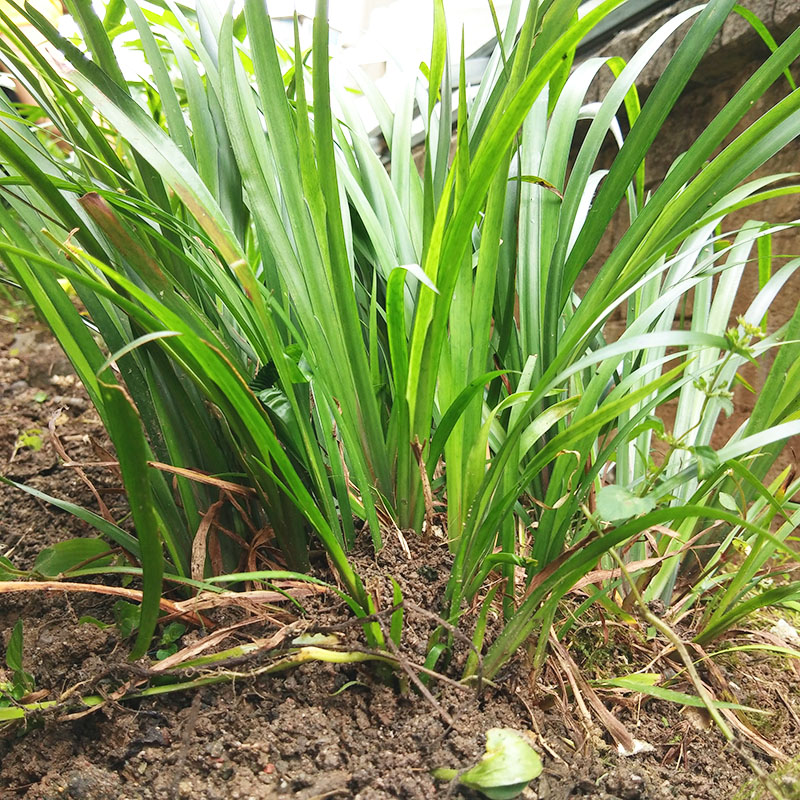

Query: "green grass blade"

xmin=97 ymin=379 xmax=164 ymax=660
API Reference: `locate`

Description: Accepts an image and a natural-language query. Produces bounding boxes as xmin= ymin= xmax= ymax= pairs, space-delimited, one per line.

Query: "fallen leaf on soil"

xmin=171 ymin=584 xmax=329 ymax=613
xmin=432 ymin=728 xmax=543 ymax=799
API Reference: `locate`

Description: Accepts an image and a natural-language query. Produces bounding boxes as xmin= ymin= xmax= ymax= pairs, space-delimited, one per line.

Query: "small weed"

xmin=734 ymin=755 xmax=800 ymax=800
xmin=10 ymin=428 xmax=43 ymax=461
xmin=0 ymin=621 xmax=35 ymax=704
xmin=156 ymin=622 xmax=187 ymax=660
xmin=110 ymin=601 xmax=185 ymax=660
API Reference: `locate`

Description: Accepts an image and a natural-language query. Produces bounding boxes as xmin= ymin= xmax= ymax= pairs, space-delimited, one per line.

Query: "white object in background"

xmin=769 ymin=618 xmax=800 ymax=647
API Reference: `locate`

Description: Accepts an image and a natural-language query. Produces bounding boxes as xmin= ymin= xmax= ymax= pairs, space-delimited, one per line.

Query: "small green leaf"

xmin=718 ymin=397 xmax=734 ymax=418
xmin=33 ymin=390 xmax=48 ymax=403
xmin=5 ymin=620 xmax=34 ymax=697
xmin=433 ymin=728 xmax=542 ymax=799
xmin=6 ymin=620 xmax=24 ymax=674
xmin=691 ymin=445 xmax=721 ymax=480
xmin=515 ymin=174 xmax=564 ymax=199
xmin=718 ymin=492 xmax=739 ymax=512
xmin=596 ymin=485 xmax=656 ymax=524
xmin=15 ymin=429 xmax=43 ymax=452
xmin=159 ymin=622 xmax=185 ymax=647
xmin=0 ymin=555 xmax=20 ymax=580
xmin=113 ymin=600 xmax=141 ymax=640
xmin=34 ymin=538 xmax=114 ymax=577
xmin=628 ymin=415 xmax=665 ymax=439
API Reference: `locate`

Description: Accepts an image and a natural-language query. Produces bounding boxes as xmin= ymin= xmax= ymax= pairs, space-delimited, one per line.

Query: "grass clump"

xmin=0 ymin=0 xmax=798 ymax=691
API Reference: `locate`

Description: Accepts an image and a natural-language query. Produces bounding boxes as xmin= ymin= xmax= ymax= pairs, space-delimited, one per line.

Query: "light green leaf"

xmin=34 ymin=538 xmax=114 ymax=577
xmin=433 ymin=728 xmax=543 ymax=799
xmin=596 ymin=485 xmax=656 ymax=524
xmin=600 ymin=675 xmax=769 ymax=713
xmin=718 ymin=492 xmax=739 ymax=512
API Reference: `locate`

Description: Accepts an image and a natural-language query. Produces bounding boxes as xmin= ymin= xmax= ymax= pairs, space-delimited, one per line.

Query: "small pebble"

xmin=8 ymin=379 xmax=28 ymax=394
xmin=206 ymin=741 xmax=224 ymax=758
xmin=52 ymin=395 xmax=88 ymax=410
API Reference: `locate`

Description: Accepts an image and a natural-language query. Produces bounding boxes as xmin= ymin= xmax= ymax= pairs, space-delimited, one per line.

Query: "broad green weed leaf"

xmin=159 ymin=622 xmax=185 ymax=647
xmin=14 ymin=429 xmax=42 ymax=453
xmin=5 ymin=620 xmax=34 ymax=697
xmin=0 ymin=555 xmax=20 ymax=579
xmin=34 ymin=538 xmax=113 ymax=577
xmin=596 ymin=485 xmax=656 ymax=524
xmin=434 ymin=728 xmax=542 ymax=799
xmin=113 ymin=600 xmax=141 ymax=640
xmin=5 ymin=620 xmax=24 ymax=674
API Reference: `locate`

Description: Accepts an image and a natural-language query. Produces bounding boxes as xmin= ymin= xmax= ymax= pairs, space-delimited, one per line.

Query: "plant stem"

xmin=609 ymin=549 xmax=788 ymax=800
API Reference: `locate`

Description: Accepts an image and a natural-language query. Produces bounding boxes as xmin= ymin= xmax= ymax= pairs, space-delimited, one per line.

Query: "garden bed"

xmin=2 ymin=311 xmax=799 ymax=800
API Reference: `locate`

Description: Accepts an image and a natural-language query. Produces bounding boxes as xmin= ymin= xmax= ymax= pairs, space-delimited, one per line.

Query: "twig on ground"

xmin=609 ymin=549 xmax=788 ymax=800
xmin=381 ymin=627 xmax=454 ymax=728
xmin=549 ymin=631 xmax=634 ymax=753
xmin=0 ymin=581 xmax=210 ymax=628
xmin=514 ymin=688 xmax=565 ymax=763
xmin=308 ymin=601 xmax=401 ymax=633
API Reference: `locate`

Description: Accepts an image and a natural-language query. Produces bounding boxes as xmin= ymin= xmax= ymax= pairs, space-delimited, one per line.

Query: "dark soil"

xmin=2 ymin=307 xmax=800 ymax=800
